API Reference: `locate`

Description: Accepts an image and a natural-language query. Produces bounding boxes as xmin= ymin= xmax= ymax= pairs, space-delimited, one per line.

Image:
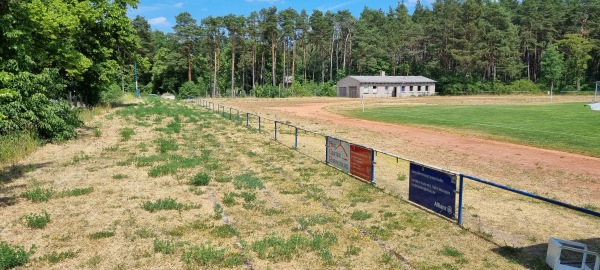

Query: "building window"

xmin=425 ymin=85 xmax=429 ymax=92
xmin=372 ymin=85 xmax=377 ymax=93
xmin=363 ymin=86 xmax=369 ymax=94
xmin=418 ymin=85 xmax=421 ymax=91
xmin=385 ymin=86 xmax=389 ymax=94
xmin=409 ymin=86 xmax=413 ymax=92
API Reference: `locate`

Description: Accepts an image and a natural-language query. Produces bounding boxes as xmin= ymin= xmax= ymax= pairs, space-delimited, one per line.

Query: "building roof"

xmin=348 ymin=75 xmax=436 ymax=83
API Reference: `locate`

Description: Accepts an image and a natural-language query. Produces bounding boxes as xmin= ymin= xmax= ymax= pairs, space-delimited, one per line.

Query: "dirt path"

xmin=219 ymin=97 xmax=600 ymax=206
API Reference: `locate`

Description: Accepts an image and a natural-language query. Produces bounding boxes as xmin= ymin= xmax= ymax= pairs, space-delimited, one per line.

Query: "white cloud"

xmin=148 ymin=17 xmax=171 ymax=27
xmin=174 ymin=2 xmax=183 ymax=8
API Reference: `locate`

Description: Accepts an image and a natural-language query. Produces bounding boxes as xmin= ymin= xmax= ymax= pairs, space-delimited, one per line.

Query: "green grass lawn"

xmin=345 ymin=102 xmax=600 ymax=157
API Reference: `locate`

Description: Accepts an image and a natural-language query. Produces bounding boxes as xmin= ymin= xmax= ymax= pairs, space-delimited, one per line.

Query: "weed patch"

xmin=39 ymin=250 xmax=77 ymax=264
xmin=120 ymin=128 xmax=135 ymax=141
xmin=156 ymin=138 xmax=178 ymax=153
xmin=296 ymin=215 xmax=335 ymax=230
xmin=89 ymin=231 xmax=115 ymax=239
xmin=210 ymin=225 xmax=238 ymax=238
xmin=22 ymin=187 xmax=53 ymax=203
xmin=351 ymin=210 xmax=372 ymax=220
xmin=234 ymin=173 xmax=264 ymax=190
xmin=23 ymin=210 xmax=51 ymax=229
xmin=142 ymin=198 xmax=185 ymax=212
xmin=153 ymin=238 xmax=176 ymax=254
xmin=182 ymin=243 xmax=246 ymax=267
xmin=0 ymin=241 xmax=33 ymax=269
xmin=190 ymin=172 xmax=210 ymax=186
xmin=57 ymin=187 xmax=93 ymax=198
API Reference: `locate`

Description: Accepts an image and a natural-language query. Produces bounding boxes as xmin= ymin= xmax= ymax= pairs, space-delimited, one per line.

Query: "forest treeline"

xmin=135 ymin=0 xmax=600 ymax=98
xmin=1 ymin=0 xmax=599 ymax=141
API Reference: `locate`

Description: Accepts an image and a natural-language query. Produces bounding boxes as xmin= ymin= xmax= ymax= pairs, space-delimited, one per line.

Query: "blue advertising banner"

xmin=408 ymin=163 xmax=456 ymax=219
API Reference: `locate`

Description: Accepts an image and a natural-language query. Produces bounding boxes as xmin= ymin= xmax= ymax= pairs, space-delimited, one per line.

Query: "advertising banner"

xmin=326 ymin=137 xmax=350 ymax=173
xmin=350 ymin=144 xmax=373 ymax=182
xmin=408 ymin=163 xmax=456 ymax=219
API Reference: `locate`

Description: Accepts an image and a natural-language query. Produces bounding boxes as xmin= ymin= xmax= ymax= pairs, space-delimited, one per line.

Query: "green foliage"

xmin=120 ymin=128 xmax=135 ymax=141
xmin=39 ymin=250 xmax=77 ymax=264
xmin=0 ymin=131 xmax=37 ymax=166
xmin=296 ymin=215 xmax=335 ymax=230
xmin=22 ymin=187 xmax=53 ymax=203
xmin=99 ymin=84 xmax=123 ymax=106
xmin=210 ymin=225 xmax=238 ymax=238
xmin=190 ymin=172 xmax=210 ymax=186
xmin=251 ymin=232 xmax=337 ymax=263
xmin=0 ymin=241 xmax=33 ymax=270
xmin=178 ymin=81 xmax=202 ymax=98
xmin=182 ymin=243 xmax=246 ymax=267
xmin=88 ymin=231 xmax=115 ymax=239
xmin=23 ymin=210 xmax=51 ymax=229
xmin=142 ymin=198 xmax=185 ymax=212
xmin=156 ymin=138 xmax=178 ymax=153
xmin=440 ymin=246 xmax=464 ymax=257
xmin=153 ymin=238 xmax=176 ymax=254
xmin=233 ymin=173 xmax=264 ymax=190
xmin=350 ymin=210 xmax=373 ymax=220
xmin=56 ymin=187 xmax=94 ymax=198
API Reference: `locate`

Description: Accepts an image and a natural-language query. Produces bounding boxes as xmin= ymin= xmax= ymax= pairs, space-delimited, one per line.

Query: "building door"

xmin=392 ymin=87 xmax=397 ymax=97
xmin=338 ymin=87 xmax=347 ymax=97
xmin=349 ymin=86 xmax=359 ymax=98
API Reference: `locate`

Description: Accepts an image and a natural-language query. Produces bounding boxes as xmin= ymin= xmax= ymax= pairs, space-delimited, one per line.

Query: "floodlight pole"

xmin=362 ymin=94 xmax=365 ymax=112
xmin=595 ymin=81 xmax=599 ymax=102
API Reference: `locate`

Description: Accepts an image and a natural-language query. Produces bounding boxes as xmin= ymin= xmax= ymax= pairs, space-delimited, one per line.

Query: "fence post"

xmin=274 ymin=121 xmax=278 ymax=141
xmin=229 ymin=108 xmax=232 ymax=120
xmin=258 ymin=117 xmax=261 ymax=133
xmin=246 ymin=113 xmax=249 ymax=127
xmin=458 ymin=174 xmax=464 ymax=226
xmin=370 ymin=150 xmax=375 ymax=184
xmin=325 ymin=136 xmax=329 ymax=165
xmin=295 ymin=127 xmax=298 ymax=149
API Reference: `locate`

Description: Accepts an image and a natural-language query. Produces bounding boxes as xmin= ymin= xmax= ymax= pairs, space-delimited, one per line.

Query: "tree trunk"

xmin=231 ymin=36 xmax=236 ymax=98
xmin=187 ymin=45 xmax=192 ymax=82
xmin=271 ymin=35 xmax=277 ymax=86
xmin=291 ymin=40 xmax=296 ymax=84
xmin=252 ymin=40 xmax=256 ymax=89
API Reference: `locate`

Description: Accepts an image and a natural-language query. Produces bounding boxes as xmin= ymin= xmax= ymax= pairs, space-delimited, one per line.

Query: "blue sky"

xmin=127 ymin=0 xmax=433 ymax=33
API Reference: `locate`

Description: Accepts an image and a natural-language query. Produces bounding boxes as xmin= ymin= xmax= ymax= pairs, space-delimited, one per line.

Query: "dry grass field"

xmin=0 ymin=95 xmax=598 ymax=269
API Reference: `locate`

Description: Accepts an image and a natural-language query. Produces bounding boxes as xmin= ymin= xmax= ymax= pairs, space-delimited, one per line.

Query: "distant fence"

xmin=194 ymin=98 xmax=600 ymax=246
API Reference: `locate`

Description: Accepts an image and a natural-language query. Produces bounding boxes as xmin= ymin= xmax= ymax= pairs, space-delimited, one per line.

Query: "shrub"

xmin=0 ymin=241 xmax=33 ymax=269
xmin=99 ymin=83 xmax=123 ymax=106
xmin=190 ymin=172 xmax=210 ymax=186
xmin=0 ymin=70 xmax=83 ymax=141
xmin=178 ymin=81 xmax=200 ymax=99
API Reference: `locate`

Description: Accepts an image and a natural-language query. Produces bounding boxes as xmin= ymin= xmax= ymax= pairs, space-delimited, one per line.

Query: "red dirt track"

xmin=219 ymin=97 xmax=600 ymax=206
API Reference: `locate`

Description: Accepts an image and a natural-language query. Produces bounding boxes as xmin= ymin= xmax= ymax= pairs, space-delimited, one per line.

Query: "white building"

xmin=336 ymin=72 xmax=436 ymax=98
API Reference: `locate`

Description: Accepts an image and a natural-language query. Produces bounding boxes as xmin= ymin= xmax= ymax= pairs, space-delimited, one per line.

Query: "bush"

xmin=0 ymin=70 xmax=83 ymax=141
xmin=178 ymin=81 xmax=200 ymax=99
xmin=0 ymin=241 xmax=33 ymax=269
xmin=99 ymin=84 xmax=123 ymax=106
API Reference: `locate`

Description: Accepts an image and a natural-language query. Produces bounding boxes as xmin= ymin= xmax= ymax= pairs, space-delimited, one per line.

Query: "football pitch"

xmin=346 ymin=102 xmax=600 ymax=157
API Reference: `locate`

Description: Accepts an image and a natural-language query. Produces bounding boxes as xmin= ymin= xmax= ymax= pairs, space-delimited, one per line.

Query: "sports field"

xmin=344 ymin=102 xmax=600 ymax=157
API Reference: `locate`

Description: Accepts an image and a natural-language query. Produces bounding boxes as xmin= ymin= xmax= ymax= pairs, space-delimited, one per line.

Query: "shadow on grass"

xmin=494 ymin=238 xmax=600 ymax=270
xmin=0 ymin=162 xmax=52 ymax=184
